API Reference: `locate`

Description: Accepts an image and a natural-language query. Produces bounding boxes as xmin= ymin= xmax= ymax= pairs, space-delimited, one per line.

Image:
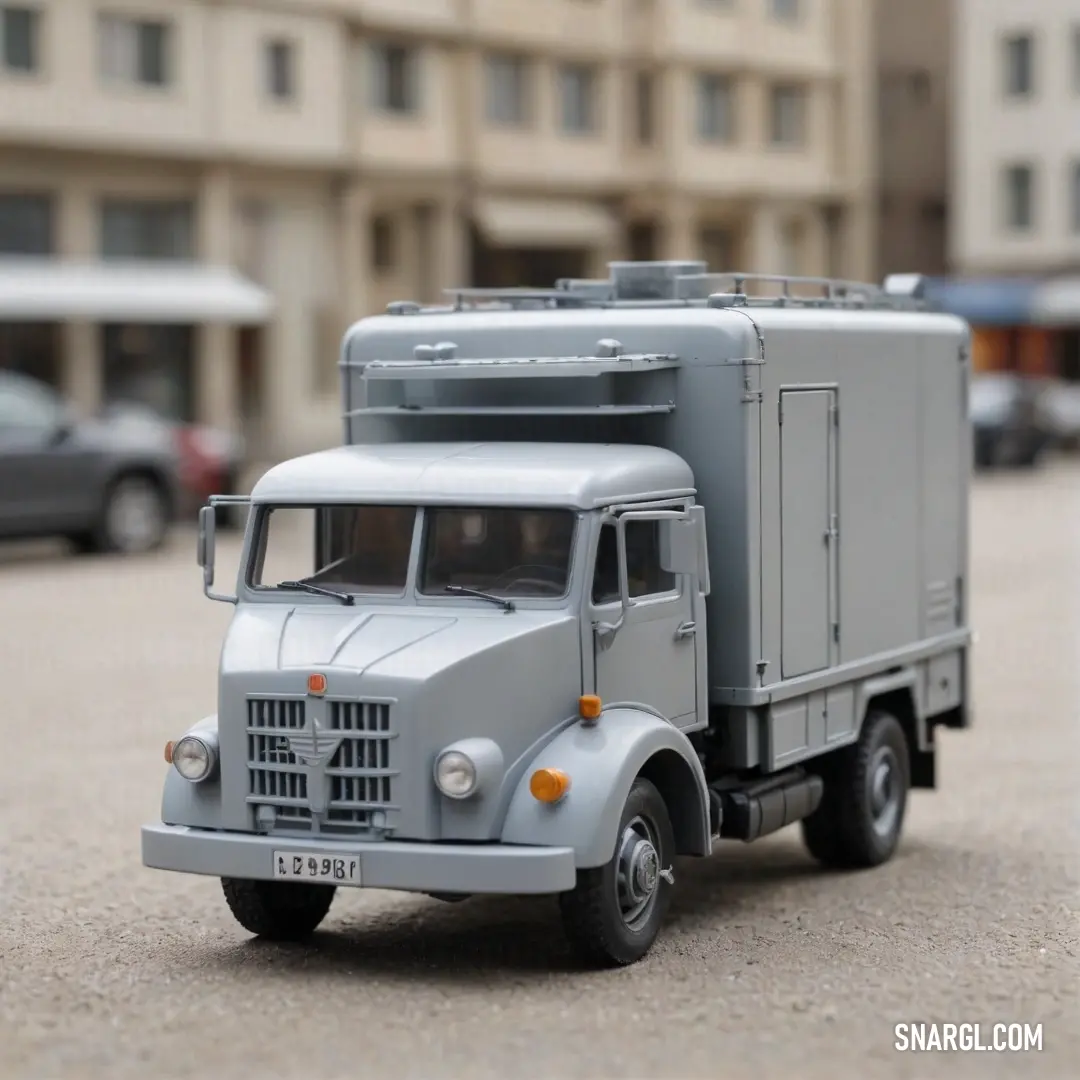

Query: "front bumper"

xmin=141 ymin=823 xmax=577 ymax=895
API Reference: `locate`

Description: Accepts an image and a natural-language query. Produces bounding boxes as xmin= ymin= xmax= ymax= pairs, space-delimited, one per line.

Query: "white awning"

xmin=472 ymin=196 xmax=619 ymax=249
xmin=1031 ymin=277 xmax=1080 ymax=325
xmin=0 ymin=258 xmax=274 ymax=323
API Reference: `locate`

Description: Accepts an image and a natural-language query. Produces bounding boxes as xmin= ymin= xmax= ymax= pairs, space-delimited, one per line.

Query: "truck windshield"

xmin=251 ymin=505 xmax=416 ymax=595
xmin=418 ymin=507 xmax=575 ymax=599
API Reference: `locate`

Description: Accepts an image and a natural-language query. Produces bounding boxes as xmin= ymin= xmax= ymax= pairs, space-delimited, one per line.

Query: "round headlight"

xmin=173 ymin=735 xmax=216 ymax=783
xmin=434 ymin=750 xmax=477 ymax=800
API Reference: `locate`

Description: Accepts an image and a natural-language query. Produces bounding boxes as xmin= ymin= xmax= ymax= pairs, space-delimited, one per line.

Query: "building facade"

xmin=0 ymin=0 xmax=876 ymax=460
xmin=952 ymin=0 xmax=1080 ymax=380
xmin=874 ymin=0 xmax=949 ymax=279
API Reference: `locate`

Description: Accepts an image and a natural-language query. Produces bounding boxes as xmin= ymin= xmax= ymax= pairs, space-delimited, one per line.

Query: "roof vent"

xmin=595 ymin=338 xmax=623 ymax=358
xmin=883 ymin=274 xmax=926 ymax=299
xmin=609 ymin=261 xmax=708 ymax=301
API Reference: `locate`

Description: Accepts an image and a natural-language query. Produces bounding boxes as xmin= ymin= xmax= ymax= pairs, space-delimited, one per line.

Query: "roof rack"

xmin=382 ymin=261 xmax=930 ymax=316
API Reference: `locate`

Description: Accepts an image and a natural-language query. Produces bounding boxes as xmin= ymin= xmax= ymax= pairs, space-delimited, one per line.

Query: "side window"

xmin=625 ymin=520 xmax=676 ymax=598
xmin=591 ymin=523 xmax=619 ymax=604
xmin=0 ymin=376 xmax=60 ymax=434
xmin=591 ymin=519 xmax=678 ymax=604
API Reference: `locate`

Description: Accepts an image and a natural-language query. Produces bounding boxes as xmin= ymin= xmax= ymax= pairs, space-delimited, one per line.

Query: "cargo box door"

xmin=779 ymin=387 xmax=838 ymax=679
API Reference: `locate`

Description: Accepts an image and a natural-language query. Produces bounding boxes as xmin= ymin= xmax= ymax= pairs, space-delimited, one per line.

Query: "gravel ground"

xmin=1 ymin=459 xmax=1077 ymax=1079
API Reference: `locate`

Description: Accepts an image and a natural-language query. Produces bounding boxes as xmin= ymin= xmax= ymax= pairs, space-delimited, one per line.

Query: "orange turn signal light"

xmin=578 ymin=694 xmax=602 ymax=721
xmin=164 ymin=741 xmax=175 ymax=764
xmin=307 ymin=673 xmax=327 ymax=696
xmin=530 ymin=768 xmax=571 ymax=804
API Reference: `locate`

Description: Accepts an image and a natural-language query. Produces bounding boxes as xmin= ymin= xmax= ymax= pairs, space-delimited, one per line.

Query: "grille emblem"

xmin=286 ymin=711 xmax=342 ymax=768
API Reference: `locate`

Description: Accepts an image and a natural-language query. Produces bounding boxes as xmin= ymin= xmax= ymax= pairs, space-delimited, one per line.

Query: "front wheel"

xmin=558 ymin=777 xmax=675 ymax=968
xmin=801 ymin=708 xmax=911 ymax=869
xmin=221 ymin=877 xmax=336 ymax=941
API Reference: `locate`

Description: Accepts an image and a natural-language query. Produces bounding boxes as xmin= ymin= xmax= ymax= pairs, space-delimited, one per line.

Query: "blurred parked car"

xmin=0 ymin=370 xmax=181 ymax=554
xmin=969 ymin=373 xmax=1052 ymax=469
xmin=1038 ymin=379 xmax=1080 ymax=449
xmin=101 ymin=402 xmax=247 ymax=529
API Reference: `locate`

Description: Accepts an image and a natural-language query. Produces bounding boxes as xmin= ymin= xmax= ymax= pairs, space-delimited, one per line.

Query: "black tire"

xmin=801 ymin=708 xmax=910 ymax=870
xmin=89 ymin=472 xmax=170 ymax=555
xmin=558 ymin=777 xmax=675 ymax=968
xmin=221 ymin=877 xmax=336 ymax=941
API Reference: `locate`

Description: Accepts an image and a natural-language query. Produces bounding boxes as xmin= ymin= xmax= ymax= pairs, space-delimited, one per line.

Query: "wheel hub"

xmin=867 ymin=745 xmax=901 ymax=838
xmin=871 ymin=760 xmax=893 ymax=813
xmin=615 ymin=814 xmax=663 ymax=929
xmin=631 ymin=840 xmax=659 ymax=898
xmin=108 ymin=482 xmax=162 ymax=552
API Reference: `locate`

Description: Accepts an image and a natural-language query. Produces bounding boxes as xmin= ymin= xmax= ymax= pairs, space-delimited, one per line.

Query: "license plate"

xmin=273 ymin=851 xmax=361 ymax=885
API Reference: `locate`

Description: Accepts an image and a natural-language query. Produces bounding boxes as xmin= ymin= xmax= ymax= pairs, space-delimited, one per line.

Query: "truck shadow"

xmin=212 ymin=838 xmax=877 ymax=981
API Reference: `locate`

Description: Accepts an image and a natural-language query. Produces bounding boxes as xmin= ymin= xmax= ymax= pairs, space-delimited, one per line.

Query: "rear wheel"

xmin=221 ymin=878 xmax=336 ymax=941
xmin=558 ymin=777 xmax=675 ymax=968
xmin=77 ymin=473 xmax=169 ymax=555
xmin=801 ymin=708 xmax=910 ymax=869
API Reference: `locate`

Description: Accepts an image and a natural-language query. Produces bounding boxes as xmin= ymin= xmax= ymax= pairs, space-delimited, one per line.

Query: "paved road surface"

xmin=1 ymin=462 xmax=1077 ymax=1079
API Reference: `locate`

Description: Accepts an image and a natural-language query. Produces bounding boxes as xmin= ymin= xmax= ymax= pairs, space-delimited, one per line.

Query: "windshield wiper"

xmin=275 ymin=580 xmax=355 ymax=606
xmin=444 ymin=584 xmax=515 ymax=613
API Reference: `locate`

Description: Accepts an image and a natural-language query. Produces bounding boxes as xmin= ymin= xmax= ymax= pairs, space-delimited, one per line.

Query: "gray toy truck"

xmin=142 ymin=261 xmax=973 ymax=967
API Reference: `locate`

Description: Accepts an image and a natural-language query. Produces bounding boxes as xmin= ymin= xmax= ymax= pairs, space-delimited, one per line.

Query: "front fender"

xmin=161 ymin=715 xmax=223 ymax=829
xmin=500 ymin=708 xmax=710 ymax=869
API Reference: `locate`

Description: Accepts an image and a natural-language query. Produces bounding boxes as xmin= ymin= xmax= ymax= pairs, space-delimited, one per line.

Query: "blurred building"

xmin=0 ymin=0 xmax=876 ymax=459
xmin=951 ymin=0 xmax=1080 ymax=381
xmin=874 ymin=0 xmax=949 ymax=279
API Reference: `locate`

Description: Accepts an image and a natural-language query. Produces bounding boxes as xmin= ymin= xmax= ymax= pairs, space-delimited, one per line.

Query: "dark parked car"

xmin=99 ymin=401 xmax=247 ymax=529
xmin=0 ymin=369 xmax=181 ymax=554
xmin=969 ymin=373 xmax=1052 ymax=469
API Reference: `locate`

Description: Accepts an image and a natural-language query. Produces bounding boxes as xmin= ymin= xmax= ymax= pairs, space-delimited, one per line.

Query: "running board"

xmin=708 ymin=769 xmax=824 ymax=842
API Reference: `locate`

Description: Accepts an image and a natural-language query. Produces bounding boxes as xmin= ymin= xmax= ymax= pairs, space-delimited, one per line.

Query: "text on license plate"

xmin=273 ymin=851 xmax=361 ymax=884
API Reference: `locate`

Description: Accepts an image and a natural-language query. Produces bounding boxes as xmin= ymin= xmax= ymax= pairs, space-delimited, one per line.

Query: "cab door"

xmin=588 ymin=512 xmax=698 ymax=725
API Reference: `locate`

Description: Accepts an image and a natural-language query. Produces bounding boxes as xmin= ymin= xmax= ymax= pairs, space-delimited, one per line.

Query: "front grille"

xmin=246 ymin=697 xmax=397 ymax=835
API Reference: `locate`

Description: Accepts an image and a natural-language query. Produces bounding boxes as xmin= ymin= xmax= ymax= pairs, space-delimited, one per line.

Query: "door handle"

xmin=674 ymin=621 xmax=696 ymax=641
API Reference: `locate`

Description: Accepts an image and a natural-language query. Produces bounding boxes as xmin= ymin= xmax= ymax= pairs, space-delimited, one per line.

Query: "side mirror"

xmin=197 ymin=505 xmax=216 ymax=582
xmin=659 ymin=517 xmax=699 ymax=576
xmin=198 ymin=501 xmax=241 ymax=604
xmin=50 ymin=405 xmax=75 ymax=445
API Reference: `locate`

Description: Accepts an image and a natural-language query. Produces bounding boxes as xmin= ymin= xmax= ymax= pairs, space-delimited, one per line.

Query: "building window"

xmin=368 ymin=42 xmax=420 ymax=115
xmin=908 ymin=69 xmax=931 ymax=104
xmin=769 ymin=84 xmax=806 ymax=146
xmin=779 ymin=218 xmax=804 ymax=275
xmin=632 ymin=70 xmax=654 ymax=145
xmin=485 ymin=53 xmax=530 ymax=127
xmin=0 ymin=192 xmax=52 ymax=254
xmin=264 ymin=39 xmax=295 ymax=101
xmin=558 ymin=63 xmax=599 ymax=134
xmin=1 ymin=5 xmax=40 ymax=73
xmin=1002 ymin=164 xmax=1034 ymax=231
xmin=696 ymin=73 xmax=735 ymax=143
xmin=102 ymin=324 xmax=194 ymax=422
xmin=768 ymin=0 xmax=800 ymax=21
xmin=99 ymin=14 xmax=170 ymax=87
xmin=1002 ymin=33 xmax=1034 ymax=97
xmin=699 ymin=226 xmax=734 ymax=271
xmin=235 ymin=200 xmax=271 ymax=284
xmin=1071 ymin=162 xmax=1080 ymax=233
xmin=370 ymin=214 xmax=396 ymax=273
xmin=100 ymin=199 xmax=194 ymax=260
